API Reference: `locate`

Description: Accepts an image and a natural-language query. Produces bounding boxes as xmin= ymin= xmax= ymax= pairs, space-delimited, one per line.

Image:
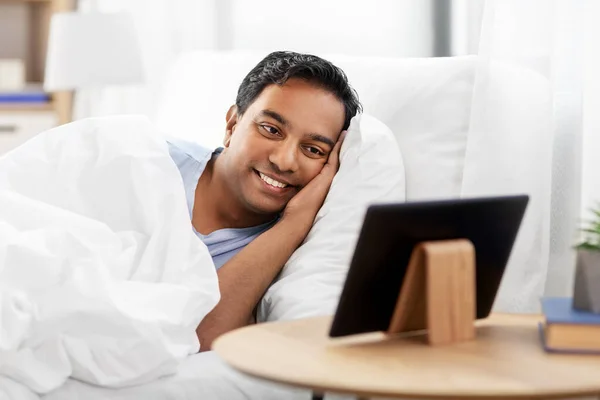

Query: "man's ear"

xmin=224 ymin=105 xmax=238 ymax=148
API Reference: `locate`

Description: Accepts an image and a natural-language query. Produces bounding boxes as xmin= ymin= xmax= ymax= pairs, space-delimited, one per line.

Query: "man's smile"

xmin=253 ymin=169 xmax=296 ymax=194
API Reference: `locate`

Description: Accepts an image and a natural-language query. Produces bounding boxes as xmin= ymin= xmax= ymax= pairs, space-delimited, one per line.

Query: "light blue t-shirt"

xmin=167 ymin=139 xmax=276 ymax=270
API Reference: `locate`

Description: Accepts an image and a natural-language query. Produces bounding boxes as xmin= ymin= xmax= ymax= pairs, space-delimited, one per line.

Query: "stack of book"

xmin=540 ymin=297 xmax=600 ymax=354
xmin=0 ymin=83 xmax=50 ymax=104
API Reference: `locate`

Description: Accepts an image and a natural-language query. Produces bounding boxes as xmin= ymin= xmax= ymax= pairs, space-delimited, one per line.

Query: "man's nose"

xmin=268 ymin=140 xmax=299 ymax=173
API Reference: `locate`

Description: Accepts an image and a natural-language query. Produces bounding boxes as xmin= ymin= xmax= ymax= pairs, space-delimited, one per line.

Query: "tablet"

xmin=329 ymin=194 xmax=529 ymax=338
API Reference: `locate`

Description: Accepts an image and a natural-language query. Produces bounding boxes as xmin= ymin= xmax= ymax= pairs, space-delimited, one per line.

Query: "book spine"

xmin=0 ymin=94 xmax=50 ymax=103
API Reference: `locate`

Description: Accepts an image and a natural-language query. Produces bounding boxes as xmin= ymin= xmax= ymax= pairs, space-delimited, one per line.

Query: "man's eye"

xmin=306 ymin=146 xmax=325 ymax=156
xmin=261 ymin=125 xmax=280 ymax=136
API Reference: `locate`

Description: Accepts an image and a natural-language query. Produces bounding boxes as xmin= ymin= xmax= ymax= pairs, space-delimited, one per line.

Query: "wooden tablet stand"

xmin=387 ymin=239 xmax=476 ymax=345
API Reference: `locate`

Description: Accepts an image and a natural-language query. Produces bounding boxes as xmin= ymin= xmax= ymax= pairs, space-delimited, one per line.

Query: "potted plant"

xmin=573 ymin=205 xmax=600 ymax=313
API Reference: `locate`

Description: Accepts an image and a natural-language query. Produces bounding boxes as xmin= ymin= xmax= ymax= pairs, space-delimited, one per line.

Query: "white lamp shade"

xmin=44 ymin=12 xmax=144 ymax=91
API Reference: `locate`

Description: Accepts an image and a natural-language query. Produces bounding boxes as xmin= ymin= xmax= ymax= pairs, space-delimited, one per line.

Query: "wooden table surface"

xmin=213 ymin=314 xmax=600 ymax=399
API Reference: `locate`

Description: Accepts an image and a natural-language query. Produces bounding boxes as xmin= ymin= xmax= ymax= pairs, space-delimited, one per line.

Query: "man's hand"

xmin=282 ymin=130 xmax=347 ymax=234
xmin=196 ymin=130 xmax=346 ymax=352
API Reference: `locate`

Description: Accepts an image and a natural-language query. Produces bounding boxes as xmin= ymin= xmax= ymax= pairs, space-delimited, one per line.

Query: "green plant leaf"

xmin=576 ymin=242 xmax=600 ymax=251
xmin=577 ymin=204 xmax=600 ymax=252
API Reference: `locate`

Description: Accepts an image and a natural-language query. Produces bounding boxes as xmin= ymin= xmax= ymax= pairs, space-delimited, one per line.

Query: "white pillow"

xmin=257 ymin=113 xmax=405 ymax=322
xmin=324 ymin=55 xmax=475 ymax=200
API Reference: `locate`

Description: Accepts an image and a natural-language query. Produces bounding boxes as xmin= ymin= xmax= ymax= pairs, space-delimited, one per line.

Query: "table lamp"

xmin=44 ymin=11 xmax=144 ymax=119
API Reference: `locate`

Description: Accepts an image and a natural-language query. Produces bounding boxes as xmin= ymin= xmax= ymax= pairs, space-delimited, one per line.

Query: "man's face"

xmin=221 ymin=78 xmax=345 ymax=216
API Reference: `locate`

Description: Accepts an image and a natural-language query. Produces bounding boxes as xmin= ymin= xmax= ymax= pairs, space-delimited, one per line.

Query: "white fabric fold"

xmin=0 ymin=115 xmax=220 ymax=395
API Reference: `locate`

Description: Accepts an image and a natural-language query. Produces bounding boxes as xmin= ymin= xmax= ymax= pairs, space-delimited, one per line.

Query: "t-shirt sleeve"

xmin=166 ymin=139 xmax=213 ymax=216
xmin=167 ymin=139 xmax=213 ymax=175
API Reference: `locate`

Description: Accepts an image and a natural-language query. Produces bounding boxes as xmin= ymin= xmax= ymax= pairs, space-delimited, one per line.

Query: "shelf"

xmin=0 ymin=0 xmax=75 ymax=123
xmin=0 ymin=0 xmax=52 ymax=3
xmin=0 ymin=102 xmax=54 ymax=112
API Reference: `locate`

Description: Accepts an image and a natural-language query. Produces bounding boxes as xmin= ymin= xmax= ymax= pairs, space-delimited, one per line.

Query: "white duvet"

xmin=0 ymin=116 xmax=220 ymax=398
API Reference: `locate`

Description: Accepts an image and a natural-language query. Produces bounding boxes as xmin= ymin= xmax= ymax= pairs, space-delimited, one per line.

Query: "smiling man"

xmin=167 ymin=51 xmax=362 ymax=351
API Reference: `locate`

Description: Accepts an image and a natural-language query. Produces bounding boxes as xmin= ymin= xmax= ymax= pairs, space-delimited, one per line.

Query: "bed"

xmin=40 ymin=50 xmax=549 ymax=399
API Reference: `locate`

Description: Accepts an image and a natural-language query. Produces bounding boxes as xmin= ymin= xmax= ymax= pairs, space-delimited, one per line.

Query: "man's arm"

xmin=196 ymin=131 xmax=347 ymax=351
xmin=195 ymin=215 xmax=308 ymax=351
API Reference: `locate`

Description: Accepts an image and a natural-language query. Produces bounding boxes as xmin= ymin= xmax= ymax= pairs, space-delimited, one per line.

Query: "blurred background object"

xmin=0 ymin=58 xmax=26 ymax=91
xmin=44 ymin=10 xmax=144 ymax=118
xmin=0 ymin=0 xmax=74 ymax=156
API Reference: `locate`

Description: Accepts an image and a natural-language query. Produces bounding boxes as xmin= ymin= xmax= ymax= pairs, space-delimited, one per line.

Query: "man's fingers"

xmin=327 ymin=130 xmax=347 ymax=169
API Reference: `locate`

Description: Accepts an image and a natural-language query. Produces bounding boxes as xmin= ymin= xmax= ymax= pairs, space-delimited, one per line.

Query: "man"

xmin=168 ymin=51 xmax=362 ymax=351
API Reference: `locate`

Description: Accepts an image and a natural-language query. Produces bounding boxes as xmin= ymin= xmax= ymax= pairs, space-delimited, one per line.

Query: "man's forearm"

xmin=196 ymin=216 xmax=308 ymax=351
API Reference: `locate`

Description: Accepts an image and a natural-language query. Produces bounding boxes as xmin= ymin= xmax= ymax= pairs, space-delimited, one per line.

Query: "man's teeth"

xmin=259 ymin=172 xmax=288 ymax=188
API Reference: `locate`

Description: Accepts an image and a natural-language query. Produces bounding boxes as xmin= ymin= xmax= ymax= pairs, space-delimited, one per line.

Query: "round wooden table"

xmin=213 ymin=314 xmax=600 ymax=399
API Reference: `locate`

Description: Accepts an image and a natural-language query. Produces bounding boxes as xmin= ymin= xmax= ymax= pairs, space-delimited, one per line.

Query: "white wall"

xmin=223 ymin=0 xmax=434 ymax=57
xmin=74 ymin=0 xmax=436 ymax=119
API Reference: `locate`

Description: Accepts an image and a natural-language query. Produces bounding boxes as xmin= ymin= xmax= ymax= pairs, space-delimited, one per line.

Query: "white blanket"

xmin=0 ymin=116 xmax=220 ymax=397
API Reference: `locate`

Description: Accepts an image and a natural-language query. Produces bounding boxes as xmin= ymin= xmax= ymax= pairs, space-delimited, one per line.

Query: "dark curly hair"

xmin=236 ymin=51 xmax=362 ymax=131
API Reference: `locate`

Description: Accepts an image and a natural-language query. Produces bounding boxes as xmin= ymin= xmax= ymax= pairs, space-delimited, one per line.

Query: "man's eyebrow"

xmin=307 ymin=133 xmax=335 ymax=148
xmin=259 ymin=109 xmax=289 ymax=127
